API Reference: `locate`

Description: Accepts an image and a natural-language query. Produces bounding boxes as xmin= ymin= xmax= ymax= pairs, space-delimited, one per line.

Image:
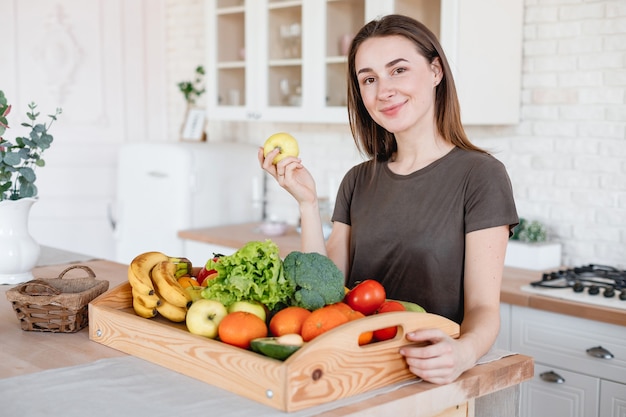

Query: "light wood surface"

xmin=178 ymin=222 xmax=302 ymax=258
xmin=0 ymin=260 xmax=128 ymax=378
xmin=179 ymin=222 xmax=626 ymax=327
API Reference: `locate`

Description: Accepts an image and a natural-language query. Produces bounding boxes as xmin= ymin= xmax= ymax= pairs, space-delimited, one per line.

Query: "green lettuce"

xmin=200 ymin=240 xmax=294 ymax=310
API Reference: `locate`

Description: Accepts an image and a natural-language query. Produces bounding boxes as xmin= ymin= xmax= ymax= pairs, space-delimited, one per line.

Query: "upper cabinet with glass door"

xmin=205 ymin=0 xmax=523 ymax=125
xmin=206 ymin=0 xmax=247 ymax=120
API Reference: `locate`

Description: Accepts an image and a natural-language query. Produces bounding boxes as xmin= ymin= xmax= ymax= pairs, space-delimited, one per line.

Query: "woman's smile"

xmin=379 ymin=100 xmax=406 ymax=116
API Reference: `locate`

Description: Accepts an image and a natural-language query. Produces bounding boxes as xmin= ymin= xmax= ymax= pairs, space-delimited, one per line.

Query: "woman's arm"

xmin=324 ymin=222 xmax=351 ymax=278
xmin=459 ymin=224 xmax=510 ymax=363
xmin=258 ymin=147 xmax=327 ymax=255
xmin=399 ymin=225 xmax=510 ymax=384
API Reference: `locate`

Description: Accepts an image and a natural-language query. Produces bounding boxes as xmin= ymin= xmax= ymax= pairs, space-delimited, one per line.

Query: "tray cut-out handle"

xmin=287 ymin=311 xmax=460 ymax=362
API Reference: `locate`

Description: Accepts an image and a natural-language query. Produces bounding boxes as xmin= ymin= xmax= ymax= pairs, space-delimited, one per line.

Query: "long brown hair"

xmin=347 ymin=14 xmax=486 ymax=161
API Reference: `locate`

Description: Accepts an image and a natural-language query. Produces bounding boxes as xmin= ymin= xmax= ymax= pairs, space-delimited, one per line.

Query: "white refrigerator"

xmin=113 ymin=141 xmax=264 ymax=265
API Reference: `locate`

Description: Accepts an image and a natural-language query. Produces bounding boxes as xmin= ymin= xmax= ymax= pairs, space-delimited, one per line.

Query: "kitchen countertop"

xmin=1 ymin=255 xmax=533 ymax=417
xmin=0 ymin=260 xmax=128 ymax=378
xmin=179 ymin=222 xmax=626 ymax=327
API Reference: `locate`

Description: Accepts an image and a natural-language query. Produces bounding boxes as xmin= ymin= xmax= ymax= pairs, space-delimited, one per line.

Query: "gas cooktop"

xmin=520 ymin=264 xmax=626 ymax=311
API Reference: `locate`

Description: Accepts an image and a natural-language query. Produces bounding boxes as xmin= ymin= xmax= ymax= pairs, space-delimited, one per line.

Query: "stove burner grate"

xmin=530 ymin=264 xmax=626 ymax=301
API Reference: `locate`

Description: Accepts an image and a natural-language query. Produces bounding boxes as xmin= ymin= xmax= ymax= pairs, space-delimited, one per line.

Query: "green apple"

xmin=185 ymin=286 xmax=204 ymax=302
xmin=263 ymin=132 xmax=299 ymax=164
xmin=186 ymin=299 xmax=228 ymax=338
xmin=227 ymin=300 xmax=267 ymax=323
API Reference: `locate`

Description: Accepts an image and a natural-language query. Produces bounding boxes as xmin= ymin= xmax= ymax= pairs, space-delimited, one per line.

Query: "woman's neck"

xmin=389 ymin=133 xmax=454 ymax=175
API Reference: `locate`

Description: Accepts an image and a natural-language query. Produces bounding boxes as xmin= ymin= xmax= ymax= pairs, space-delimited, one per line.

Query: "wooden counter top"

xmin=179 ymin=222 xmax=302 ymax=258
xmin=0 ymin=260 xmax=129 ymax=378
xmin=179 ymin=222 xmax=626 ymax=327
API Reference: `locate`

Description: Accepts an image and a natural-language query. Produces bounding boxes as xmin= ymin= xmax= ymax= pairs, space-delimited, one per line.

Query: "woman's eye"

xmin=362 ymin=77 xmax=375 ymax=85
xmin=393 ymin=67 xmax=407 ymax=75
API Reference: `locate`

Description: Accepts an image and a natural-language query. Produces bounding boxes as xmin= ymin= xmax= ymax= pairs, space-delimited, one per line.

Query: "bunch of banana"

xmin=127 ymin=252 xmax=193 ymax=321
xmin=151 ymin=260 xmax=192 ymax=322
xmin=169 ymin=257 xmax=193 ymax=278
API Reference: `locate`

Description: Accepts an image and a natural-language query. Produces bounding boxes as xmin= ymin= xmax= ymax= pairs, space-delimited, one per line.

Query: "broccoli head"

xmin=282 ymin=251 xmax=346 ymax=310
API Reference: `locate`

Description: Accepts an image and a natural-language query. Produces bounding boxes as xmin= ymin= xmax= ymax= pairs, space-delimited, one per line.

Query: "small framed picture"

xmin=180 ymin=107 xmax=206 ymax=142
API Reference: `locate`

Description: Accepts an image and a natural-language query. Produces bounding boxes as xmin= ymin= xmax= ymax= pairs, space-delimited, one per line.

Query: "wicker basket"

xmin=5 ymin=265 xmax=109 ymax=333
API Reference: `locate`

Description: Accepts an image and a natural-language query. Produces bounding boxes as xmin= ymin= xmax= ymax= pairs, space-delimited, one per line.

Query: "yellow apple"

xmin=263 ymin=132 xmax=299 ymax=164
xmin=185 ymin=299 xmax=228 ymax=338
xmin=227 ymin=300 xmax=267 ymax=322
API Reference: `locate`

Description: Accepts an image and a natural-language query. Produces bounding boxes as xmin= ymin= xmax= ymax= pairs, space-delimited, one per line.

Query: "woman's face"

xmin=354 ymin=35 xmax=441 ymax=135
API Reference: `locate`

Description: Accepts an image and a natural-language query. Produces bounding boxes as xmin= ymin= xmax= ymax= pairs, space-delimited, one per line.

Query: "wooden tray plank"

xmin=89 ymin=282 xmax=460 ymax=412
xmin=89 ymin=284 xmax=287 ymax=408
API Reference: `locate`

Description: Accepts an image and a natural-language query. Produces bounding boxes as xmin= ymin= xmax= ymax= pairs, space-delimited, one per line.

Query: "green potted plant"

xmin=177 ymin=66 xmax=207 ymax=141
xmin=177 ymin=65 xmax=205 ymax=107
xmin=0 ymin=90 xmax=61 ymax=284
xmin=0 ymin=90 xmax=62 ymax=201
xmin=505 ymin=218 xmax=562 ymax=270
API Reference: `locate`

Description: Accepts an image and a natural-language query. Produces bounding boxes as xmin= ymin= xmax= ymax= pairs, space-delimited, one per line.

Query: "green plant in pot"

xmin=0 ymin=90 xmax=62 ymax=201
xmin=506 ymin=218 xmax=561 ymax=270
xmin=177 ymin=65 xmax=205 ymax=106
xmin=510 ymin=218 xmax=547 ymax=243
xmin=0 ymin=90 xmax=62 ymax=284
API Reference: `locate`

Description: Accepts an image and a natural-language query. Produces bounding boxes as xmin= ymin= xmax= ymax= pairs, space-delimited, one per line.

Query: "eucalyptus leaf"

xmin=3 ymin=152 xmax=21 ymax=166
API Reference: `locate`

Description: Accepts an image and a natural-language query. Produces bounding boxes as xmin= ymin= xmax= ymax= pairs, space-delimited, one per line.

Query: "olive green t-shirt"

xmin=332 ymin=147 xmax=518 ymax=324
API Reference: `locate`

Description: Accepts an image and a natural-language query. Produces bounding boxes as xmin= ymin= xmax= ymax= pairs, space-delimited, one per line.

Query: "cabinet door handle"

xmin=540 ymin=371 xmax=565 ymax=384
xmin=586 ymin=345 xmax=614 ymax=359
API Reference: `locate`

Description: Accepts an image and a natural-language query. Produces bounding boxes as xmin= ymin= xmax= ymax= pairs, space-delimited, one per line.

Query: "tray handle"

xmin=290 ymin=311 xmax=461 ymax=359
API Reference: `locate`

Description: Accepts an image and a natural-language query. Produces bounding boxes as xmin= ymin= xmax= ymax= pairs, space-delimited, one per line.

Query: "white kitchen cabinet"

xmin=521 ymin=363 xmax=599 ymax=417
xmin=205 ymin=0 xmax=523 ymax=125
xmin=495 ymin=303 xmax=512 ymax=350
xmin=599 ymin=380 xmax=626 ymax=417
xmin=182 ymin=240 xmax=238 ymax=267
xmin=511 ymin=305 xmax=626 ymax=417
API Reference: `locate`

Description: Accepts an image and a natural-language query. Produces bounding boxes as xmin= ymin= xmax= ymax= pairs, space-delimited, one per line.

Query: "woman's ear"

xmin=431 ymin=57 xmax=443 ymax=86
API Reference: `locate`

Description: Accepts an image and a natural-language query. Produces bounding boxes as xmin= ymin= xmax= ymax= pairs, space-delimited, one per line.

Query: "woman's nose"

xmin=377 ymin=77 xmax=395 ymax=100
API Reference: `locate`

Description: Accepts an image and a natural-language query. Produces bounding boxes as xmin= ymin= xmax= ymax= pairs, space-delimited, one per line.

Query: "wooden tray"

xmin=89 ymin=282 xmax=460 ymax=412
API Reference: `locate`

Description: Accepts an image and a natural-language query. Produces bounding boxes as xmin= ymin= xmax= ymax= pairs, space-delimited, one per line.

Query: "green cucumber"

xmin=251 ymin=336 xmax=303 ymax=360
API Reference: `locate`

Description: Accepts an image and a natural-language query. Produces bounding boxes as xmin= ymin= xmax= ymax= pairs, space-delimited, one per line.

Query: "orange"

xmin=301 ymin=305 xmax=349 ymax=342
xmin=177 ymin=276 xmax=200 ymax=288
xmin=327 ymin=302 xmax=352 ymax=314
xmin=218 ymin=311 xmax=268 ymax=349
xmin=269 ymin=306 xmax=312 ymax=337
xmin=328 ymin=302 xmax=373 ymax=345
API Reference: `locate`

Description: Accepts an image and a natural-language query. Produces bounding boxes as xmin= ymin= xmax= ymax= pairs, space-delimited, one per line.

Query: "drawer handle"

xmin=540 ymin=371 xmax=565 ymax=384
xmin=586 ymin=345 xmax=614 ymax=359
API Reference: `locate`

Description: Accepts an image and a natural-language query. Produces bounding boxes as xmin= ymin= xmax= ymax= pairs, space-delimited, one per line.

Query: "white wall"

xmin=1 ymin=0 xmax=168 ymax=260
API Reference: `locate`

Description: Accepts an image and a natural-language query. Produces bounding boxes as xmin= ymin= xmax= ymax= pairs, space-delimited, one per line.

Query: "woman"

xmin=259 ymin=14 xmax=518 ymax=384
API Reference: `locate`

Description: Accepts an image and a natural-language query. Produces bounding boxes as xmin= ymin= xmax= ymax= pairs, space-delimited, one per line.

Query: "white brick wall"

xmin=167 ymin=0 xmax=626 ymax=268
xmin=165 ymin=0 xmax=206 ymax=140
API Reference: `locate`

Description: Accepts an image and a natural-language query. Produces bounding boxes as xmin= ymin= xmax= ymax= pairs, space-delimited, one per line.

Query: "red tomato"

xmin=344 ymin=280 xmax=386 ymax=316
xmin=373 ymin=300 xmax=406 ymax=341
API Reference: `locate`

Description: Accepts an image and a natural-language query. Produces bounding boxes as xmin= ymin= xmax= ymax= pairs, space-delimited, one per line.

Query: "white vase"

xmin=0 ymin=198 xmax=41 ymax=284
